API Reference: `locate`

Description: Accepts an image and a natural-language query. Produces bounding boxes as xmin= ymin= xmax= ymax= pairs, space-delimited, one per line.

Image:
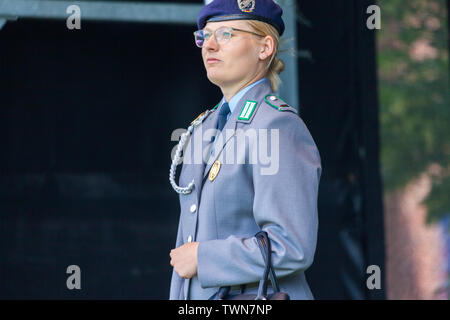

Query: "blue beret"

xmin=197 ymin=0 xmax=285 ymax=36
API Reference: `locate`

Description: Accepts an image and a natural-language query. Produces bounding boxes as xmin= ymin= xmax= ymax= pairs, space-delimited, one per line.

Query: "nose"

xmin=203 ymin=33 xmax=219 ymax=51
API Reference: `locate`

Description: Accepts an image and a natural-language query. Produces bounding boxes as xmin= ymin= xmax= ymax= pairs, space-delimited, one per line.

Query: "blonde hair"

xmin=246 ymin=20 xmax=285 ymax=92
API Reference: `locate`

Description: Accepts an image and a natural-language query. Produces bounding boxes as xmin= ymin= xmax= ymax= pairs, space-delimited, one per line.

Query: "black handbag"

xmin=209 ymin=231 xmax=290 ymax=300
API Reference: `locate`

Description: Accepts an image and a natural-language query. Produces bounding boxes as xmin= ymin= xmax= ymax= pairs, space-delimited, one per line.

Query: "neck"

xmin=221 ymin=72 xmax=266 ymax=102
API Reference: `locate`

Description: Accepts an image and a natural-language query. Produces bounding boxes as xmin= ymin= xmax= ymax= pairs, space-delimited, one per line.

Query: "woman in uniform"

xmin=169 ymin=0 xmax=322 ymax=300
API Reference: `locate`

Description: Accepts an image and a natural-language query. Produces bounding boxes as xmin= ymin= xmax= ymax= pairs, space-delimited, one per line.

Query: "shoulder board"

xmin=264 ymin=94 xmax=298 ymax=114
xmin=190 ymin=102 xmax=220 ymax=126
xmin=190 ymin=110 xmax=208 ymax=126
xmin=211 ymin=102 xmax=220 ymax=111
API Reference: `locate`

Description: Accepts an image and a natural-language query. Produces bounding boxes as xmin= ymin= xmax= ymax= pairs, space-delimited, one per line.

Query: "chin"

xmin=206 ymin=70 xmax=226 ymax=87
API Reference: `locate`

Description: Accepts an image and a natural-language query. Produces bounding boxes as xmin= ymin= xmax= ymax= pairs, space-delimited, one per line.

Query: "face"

xmin=201 ymin=20 xmax=266 ymax=88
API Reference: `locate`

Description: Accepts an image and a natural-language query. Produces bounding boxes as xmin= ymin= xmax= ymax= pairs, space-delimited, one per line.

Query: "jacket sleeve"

xmin=169 ymin=214 xmax=185 ymax=299
xmin=197 ymin=112 xmax=322 ymax=288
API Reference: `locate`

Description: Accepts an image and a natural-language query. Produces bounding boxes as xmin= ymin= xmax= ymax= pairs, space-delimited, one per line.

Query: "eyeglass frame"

xmin=193 ymin=26 xmax=265 ymax=48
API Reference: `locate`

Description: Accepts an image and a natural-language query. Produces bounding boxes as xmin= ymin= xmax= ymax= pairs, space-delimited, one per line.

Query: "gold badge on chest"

xmin=208 ymin=160 xmax=221 ymax=181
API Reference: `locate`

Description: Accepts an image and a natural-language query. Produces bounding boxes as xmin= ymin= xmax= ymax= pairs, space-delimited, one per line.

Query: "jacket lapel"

xmin=192 ymin=107 xmax=219 ymax=203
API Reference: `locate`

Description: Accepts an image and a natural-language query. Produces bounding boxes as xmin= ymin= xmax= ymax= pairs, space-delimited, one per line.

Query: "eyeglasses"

xmin=193 ymin=26 xmax=265 ymax=48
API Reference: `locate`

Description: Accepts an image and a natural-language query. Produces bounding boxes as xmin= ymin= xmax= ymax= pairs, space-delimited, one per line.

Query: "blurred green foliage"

xmin=377 ymin=0 xmax=449 ymax=223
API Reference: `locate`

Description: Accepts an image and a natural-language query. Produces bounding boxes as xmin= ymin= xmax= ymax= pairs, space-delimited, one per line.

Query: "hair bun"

xmin=273 ymin=57 xmax=285 ymax=75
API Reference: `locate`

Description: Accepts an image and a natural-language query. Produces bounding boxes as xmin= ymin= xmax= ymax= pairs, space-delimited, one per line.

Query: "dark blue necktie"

xmin=208 ymin=102 xmax=230 ymax=161
xmin=217 ymin=102 xmax=230 ymax=132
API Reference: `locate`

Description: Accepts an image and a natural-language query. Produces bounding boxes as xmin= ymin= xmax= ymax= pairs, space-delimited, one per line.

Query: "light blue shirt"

xmin=219 ymin=77 xmax=268 ymax=121
xmin=208 ymin=78 xmax=268 ymax=157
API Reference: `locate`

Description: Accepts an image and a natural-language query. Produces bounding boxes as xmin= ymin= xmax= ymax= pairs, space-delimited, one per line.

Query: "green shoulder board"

xmin=211 ymin=102 xmax=220 ymax=111
xmin=264 ymin=95 xmax=298 ymax=114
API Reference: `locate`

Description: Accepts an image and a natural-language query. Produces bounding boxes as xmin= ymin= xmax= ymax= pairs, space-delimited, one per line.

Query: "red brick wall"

xmin=384 ymin=172 xmax=448 ymax=299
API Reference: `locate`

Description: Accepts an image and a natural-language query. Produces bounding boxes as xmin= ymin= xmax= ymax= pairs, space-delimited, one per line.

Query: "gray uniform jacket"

xmin=169 ymin=79 xmax=322 ymax=300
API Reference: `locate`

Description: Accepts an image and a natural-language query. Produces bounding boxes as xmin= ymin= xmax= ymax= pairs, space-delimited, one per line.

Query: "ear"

xmin=258 ymin=35 xmax=275 ymax=61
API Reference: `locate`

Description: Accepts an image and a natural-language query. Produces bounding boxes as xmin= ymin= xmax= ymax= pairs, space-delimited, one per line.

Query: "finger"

xmin=174 ymin=266 xmax=184 ymax=278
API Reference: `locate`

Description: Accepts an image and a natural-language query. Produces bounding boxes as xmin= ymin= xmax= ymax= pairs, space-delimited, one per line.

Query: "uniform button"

xmin=270 ymin=95 xmax=277 ymax=101
xmin=190 ymin=204 xmax=197 ymax=213
xmin=187 ymin=235 xmax=193 ymax=242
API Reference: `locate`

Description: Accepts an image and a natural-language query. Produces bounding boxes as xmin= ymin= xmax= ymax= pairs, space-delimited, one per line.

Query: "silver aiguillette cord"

xmin=169 ymin=110 xmax=212 ymax=194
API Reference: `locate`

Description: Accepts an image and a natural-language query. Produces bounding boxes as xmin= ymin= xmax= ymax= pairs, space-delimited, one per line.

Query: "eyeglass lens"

xmin=194 ymin=27 xmax=232 ymax=48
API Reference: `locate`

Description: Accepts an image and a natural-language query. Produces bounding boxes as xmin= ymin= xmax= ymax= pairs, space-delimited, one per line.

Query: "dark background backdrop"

xmin=0 ymin=0 xmax=385 ymax=299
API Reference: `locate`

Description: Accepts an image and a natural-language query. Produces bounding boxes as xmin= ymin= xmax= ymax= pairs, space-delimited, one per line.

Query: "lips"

xmin=207 ymin=58 xmax=220 ymax=63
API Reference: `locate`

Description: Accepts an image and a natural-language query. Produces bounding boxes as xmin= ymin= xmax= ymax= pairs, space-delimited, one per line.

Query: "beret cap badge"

xmin=238 ymin=0 xmax=255 ymax=13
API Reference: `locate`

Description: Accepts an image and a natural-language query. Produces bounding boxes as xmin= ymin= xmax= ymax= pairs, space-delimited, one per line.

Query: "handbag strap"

xmin=255 ymin=231 xmax=280 ymax=299
xmin=214 ymin=231 xmax=281 ymax=300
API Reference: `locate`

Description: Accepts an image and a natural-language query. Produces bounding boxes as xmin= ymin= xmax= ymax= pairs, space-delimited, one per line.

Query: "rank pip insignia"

xmin=209 ymin=160 xmax=221 ymax=181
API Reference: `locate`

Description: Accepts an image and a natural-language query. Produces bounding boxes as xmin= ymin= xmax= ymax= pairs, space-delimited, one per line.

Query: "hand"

xmin=170 ymin=242 xmax=199 ymax=279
